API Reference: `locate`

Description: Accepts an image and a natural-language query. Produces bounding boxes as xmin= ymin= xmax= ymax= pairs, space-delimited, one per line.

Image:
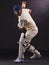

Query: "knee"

xmin=31 ymin=27 xmax=38 ymax=37
xmin=35 ymin=27 xmax=38 ymax=34
xmin=18 ymin=33 xmax=25 ymax=44
xmin=34 ymin=27 xmax=38 ymax=35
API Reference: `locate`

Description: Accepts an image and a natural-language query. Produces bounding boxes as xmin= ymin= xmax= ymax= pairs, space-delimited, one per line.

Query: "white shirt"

xmin=17 ymin=9 xmax=38 ymax=31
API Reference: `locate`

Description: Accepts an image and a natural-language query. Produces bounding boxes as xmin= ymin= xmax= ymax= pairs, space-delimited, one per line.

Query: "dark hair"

xmin=22 ymin=1 xmax=26 ymax=4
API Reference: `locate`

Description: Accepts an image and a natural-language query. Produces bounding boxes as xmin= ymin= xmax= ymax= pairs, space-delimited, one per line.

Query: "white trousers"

xmin=18 ymin=28 xmax=40 ymax=59
xmin=25 ymin=29 xmax=38 ymax=43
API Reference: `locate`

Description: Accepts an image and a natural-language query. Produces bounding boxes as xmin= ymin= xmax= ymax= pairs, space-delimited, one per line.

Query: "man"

xmin=13 ymin=1 xmax=41 ymax=62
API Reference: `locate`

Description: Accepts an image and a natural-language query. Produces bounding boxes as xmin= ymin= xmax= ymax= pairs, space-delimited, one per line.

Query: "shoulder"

xmin=22 ymin=8 xmax=29 ymax=11
xmin=22 ymin=8 xmax=32 ymax=14
xmin=25 ymin=9 xmax=32 ymax=14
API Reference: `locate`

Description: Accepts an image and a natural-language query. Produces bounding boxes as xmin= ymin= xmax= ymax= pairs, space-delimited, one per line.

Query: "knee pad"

xmin=18 ymin=33 xmax=25 ymax=44
xmin=22 ymin=39 xmax=31 ymax=49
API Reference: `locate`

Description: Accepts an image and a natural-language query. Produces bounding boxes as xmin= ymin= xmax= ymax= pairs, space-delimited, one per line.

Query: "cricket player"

xmin=13 ymin=1 xmax=41 ymax=62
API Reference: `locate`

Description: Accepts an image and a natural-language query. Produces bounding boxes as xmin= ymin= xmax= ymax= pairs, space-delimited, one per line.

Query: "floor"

xmin=0 ymin=50 xmax=49 ymax=65
xmin=0 ymin=57 xmax=49 ymax=65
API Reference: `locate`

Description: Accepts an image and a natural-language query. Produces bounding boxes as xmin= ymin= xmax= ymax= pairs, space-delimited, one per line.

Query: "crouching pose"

xmin=13 ymin=1 xmax=41 ymax=62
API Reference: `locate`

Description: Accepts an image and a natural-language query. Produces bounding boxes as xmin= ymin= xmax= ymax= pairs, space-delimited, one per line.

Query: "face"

xmin=22 ymin=1 xmax=26 ymax=8
xmin=15 ymin=10 xmax=22 ymax=16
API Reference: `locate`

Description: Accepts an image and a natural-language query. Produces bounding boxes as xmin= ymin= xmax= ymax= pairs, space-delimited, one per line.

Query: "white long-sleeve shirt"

xmin=17 ymin=9 xmax=38 ymax=31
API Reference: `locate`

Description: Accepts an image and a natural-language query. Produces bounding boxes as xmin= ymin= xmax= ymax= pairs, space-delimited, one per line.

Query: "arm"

xmin=17 ymin=19 xmax=27 ymax=30
xmin=29 ymin=9 xmax=32 ymax=14
xmin=17 ymin=16 xmax=23 ymax=29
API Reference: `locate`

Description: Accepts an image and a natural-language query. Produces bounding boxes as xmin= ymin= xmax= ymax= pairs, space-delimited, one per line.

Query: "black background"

xmin=0 ymin=0 xmax=49 ymax=51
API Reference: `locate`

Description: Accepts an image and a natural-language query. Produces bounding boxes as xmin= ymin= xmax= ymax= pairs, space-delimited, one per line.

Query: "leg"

xmin=18 ymin=33 xmax=25 ymax=59
xmin=23 ymin=29 xmax=41 ymax=58
xmin=14 ymin=33 xmax=26 ymax=62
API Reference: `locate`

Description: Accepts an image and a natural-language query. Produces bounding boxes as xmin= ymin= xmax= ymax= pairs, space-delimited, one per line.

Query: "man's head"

xmin=13 ymin=4 xmax=22 ymax=16
xmin=22 ymin=1 xmax=26 ymax=8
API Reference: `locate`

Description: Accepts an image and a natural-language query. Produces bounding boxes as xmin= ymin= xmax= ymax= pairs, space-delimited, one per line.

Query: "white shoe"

xmin=14 ymin=57 xmax=24 ymax=63
xmin=30 ymin=54 xmax=42 ymax=59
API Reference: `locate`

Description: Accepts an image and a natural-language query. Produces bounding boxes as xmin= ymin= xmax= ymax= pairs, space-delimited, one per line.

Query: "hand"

xmin=19 ymin=27 xmax=23 ymax=30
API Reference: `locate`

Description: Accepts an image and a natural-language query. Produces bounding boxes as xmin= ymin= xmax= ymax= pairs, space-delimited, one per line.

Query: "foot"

xmin=30 ymin=54 xmax=42 ymax=59
xmin=14 ymin=57 xmax=24 ymax=63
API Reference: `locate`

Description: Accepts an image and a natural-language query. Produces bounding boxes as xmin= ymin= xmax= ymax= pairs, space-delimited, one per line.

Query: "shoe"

xmin=14 ymin=57 xmax=24 ymax=63
xmin=37 ymin=54 xmax=42 ymax=59
xmin=30 ymin=54 xmax=42 ymax=59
